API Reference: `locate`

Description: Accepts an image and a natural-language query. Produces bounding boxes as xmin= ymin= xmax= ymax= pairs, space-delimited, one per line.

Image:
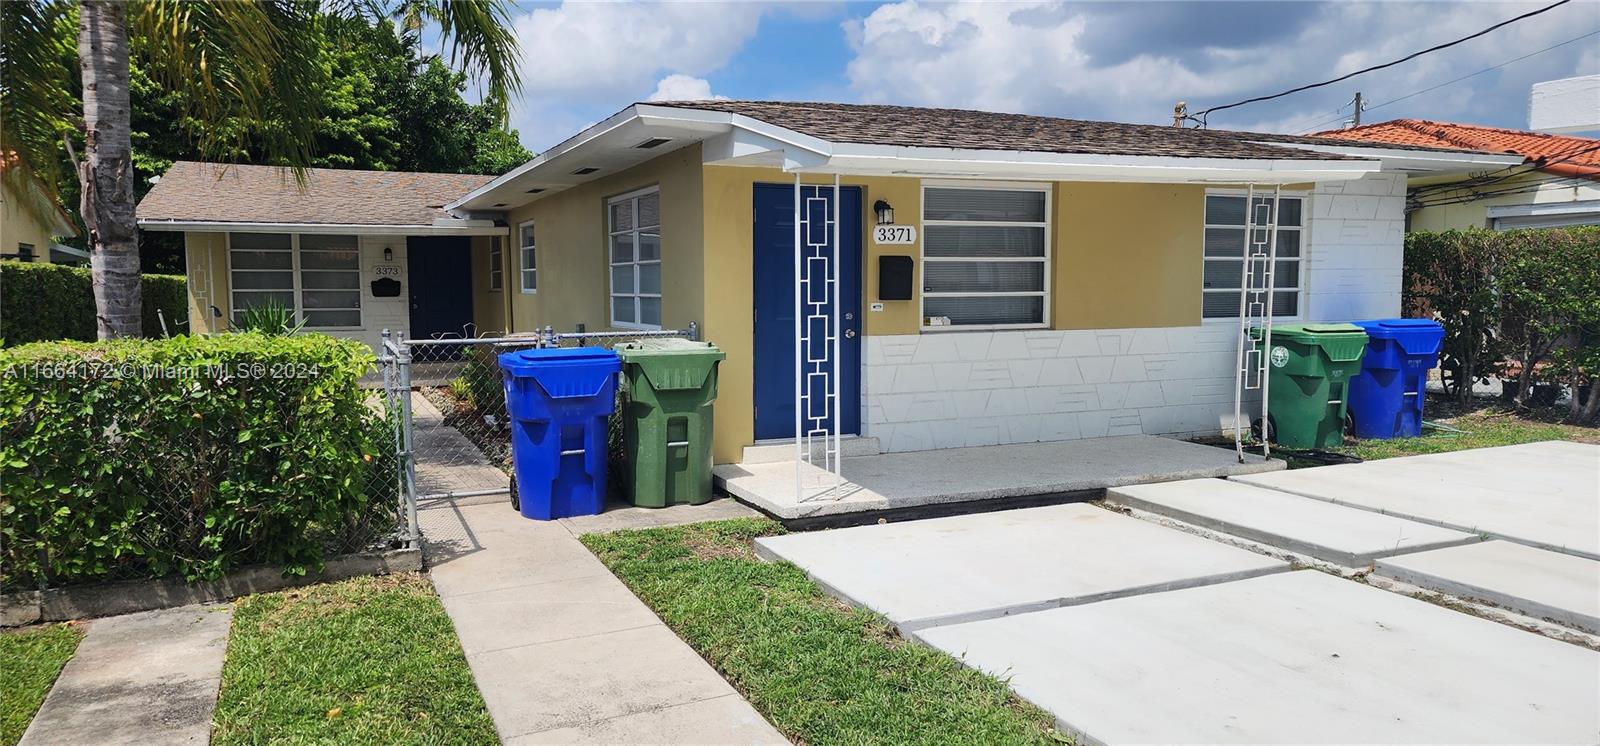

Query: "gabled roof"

xmin=137 ymin=161 xmax=499 ymax=232
xmin=653 ymin=100 xmax=1362 ymax=161
xmin=1314 ymin=119 xmax=1600 ymax=179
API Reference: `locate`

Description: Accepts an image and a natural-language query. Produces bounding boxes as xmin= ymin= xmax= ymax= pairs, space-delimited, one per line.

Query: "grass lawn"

xmin=0 ymin=623 xmax=83 ymax=746
xmin=212 ymin=573 xmax=497 ymax=745
xmin=581 ymin=518 xmax=1067 ymax=746
xmin=1332 ymin=398 xmax=1599 ymax=462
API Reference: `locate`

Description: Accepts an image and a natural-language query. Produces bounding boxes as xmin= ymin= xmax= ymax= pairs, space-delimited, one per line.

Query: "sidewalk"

xmin=420 ymin=499 xmax=788 ymax=744
xmin=19 ymin=604 xmax=231 ymax=746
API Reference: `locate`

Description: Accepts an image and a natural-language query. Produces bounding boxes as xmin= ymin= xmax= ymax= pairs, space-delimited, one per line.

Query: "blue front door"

xmin=752 ymin=183 xmax=862 ymax=440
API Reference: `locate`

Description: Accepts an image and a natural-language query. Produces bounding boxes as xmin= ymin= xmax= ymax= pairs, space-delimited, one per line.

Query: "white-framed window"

xmin=1202 ymin=192 xmax=1304 ymax=320
xmin=488 ymin=237 xmax=503 ymax=292
xmin=228 ymin=233 xmax=361 ymax=328
xmin=920 ymin=183 xmax=1050 ymax=329
xmin=517 ymin=221 xmax=536 ymax=293
xmin=607 ymin=186 xmax=661 ymax=329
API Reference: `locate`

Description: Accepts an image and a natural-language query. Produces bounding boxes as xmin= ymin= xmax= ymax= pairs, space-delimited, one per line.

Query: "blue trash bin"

xmin=1347 ymin=319 xmax=1444 ymax=439
xmin=498 ymin=347 xmax=621 ymax=520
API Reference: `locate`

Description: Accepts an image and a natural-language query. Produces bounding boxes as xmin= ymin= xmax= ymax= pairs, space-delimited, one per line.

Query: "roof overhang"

xmin=136 ymin=219 xmax=506 ymax=236
xmin=1252 ymin=141 xmax=1525 ymax=176
xmin=450 ymin=104 xmax=1387 ymax=211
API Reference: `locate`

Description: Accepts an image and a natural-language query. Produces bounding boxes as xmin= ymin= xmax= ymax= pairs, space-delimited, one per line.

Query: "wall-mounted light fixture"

xmin=874 ymin=199 xmax=895 ymax=226
xmin=383 ymin=247 xmax=393 ymax=262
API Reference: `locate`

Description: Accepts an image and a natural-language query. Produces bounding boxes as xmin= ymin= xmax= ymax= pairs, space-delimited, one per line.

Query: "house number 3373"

xmin=873 ymin=225 xmax=916 ymax=245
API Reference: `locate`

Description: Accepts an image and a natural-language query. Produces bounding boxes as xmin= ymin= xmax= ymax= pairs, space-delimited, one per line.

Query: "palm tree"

xmin=1 ymin=0 xmax=520 ymax=339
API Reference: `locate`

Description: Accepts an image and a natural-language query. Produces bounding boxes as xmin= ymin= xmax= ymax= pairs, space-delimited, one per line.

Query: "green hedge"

xmin=0 ymin=333 xmax=400 ymax=590
xmin=0 ymin=262 xmax=187 ymax=344
xmin=1404 ymin=226 xmax=1600 ymax=421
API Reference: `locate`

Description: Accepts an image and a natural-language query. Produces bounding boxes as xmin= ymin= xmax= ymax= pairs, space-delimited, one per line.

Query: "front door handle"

xmin=845 ymin=329 xmax=857 ymax=339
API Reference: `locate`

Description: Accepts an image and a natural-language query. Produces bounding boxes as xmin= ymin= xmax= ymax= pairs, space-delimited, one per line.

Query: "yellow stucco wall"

xmin=183 ymin=232 xmax=229 ymax=334
xmin=1052 ymin=182 xmax=1205 ymax=329
xmin=503 ymin=144 xmax=705 ymax=334
xmin=1407 ymin=172 xmax=1600 ymax=232
xmin=469 ymin=234 xmax=508 ymax=335
xmin=1 ymin=179 xmax=57 ymax=261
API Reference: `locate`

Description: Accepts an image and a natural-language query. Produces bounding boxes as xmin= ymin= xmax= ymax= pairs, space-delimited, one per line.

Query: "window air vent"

xmin=525 ymin=187 xmax=546 ymax=194
xmin=571 ymin=167 xmax=600 ymax=175
xmin=635 ymin=137 xmax=672 ymax=149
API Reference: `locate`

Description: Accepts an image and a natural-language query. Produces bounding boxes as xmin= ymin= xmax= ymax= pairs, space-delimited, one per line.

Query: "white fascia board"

xmin=1256 ymin=141 xmax=1526 ymax=171
xmin=1486 ymin=199 xmax=1600 ymax=218
xmin=445 ymin=105 xmax=648 ymax=212
xmin=136 ymin=220 xmax=507 ymax=236
xmin=815 ymin=143 xmax=1379 ymax=184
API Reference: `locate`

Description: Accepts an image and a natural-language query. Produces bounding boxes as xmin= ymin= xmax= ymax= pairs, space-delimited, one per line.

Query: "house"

xmin=1 ymin=153 xmax=80 ymax=264
xmin=1314 ymin=119 xmax=1600 ymax=231
xmin=137 ymin=101 xmax=1527 ymax=466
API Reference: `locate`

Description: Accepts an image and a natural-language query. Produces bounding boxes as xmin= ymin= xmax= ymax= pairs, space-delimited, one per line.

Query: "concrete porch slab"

xmin=1233 ymin=441 xmax=1600 ymax=559
xmin=1108 ymin=478 xmax=1480 ymax=565
xmin=914 ymin=571 xmax=1600 ymax=745
xmin=754 ymin=503 xmax=1286 ymax=631
xmin=717 ymin=435 xmax=1283 ymax=521
xmin=1376 ymin=541 xmax=1600 ymax=634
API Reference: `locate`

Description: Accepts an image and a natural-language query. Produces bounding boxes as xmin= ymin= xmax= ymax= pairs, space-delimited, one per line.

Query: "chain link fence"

xmin=381 ymin=324 xmax=697 ymax=525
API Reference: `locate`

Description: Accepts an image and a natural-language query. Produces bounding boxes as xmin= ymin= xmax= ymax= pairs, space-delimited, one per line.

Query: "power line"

xmin=1188 ymin=0 xmax=1575 ymax=125
xmin=1409 ymin=140 xmax=1600 ymax=200
xmin=1295 ymin=28 xmax=1600 ymax=135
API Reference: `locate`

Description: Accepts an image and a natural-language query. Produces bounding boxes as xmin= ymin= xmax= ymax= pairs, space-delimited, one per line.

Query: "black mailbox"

xmin=879 ymin=255 xmax=913 ymax=301
xmin=370 ymin=277 xmax=402 ymax=297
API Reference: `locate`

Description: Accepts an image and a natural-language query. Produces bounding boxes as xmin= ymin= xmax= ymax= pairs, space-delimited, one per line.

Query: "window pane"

xmin=233 ymin=271 xmax=293 ymax=290
xmin=924 ymin=261 xmax=1045 ymax=293
xmin=923 ymin=225 xmax=1046 ymax=258
xmin=522 ymin=268 xmax=536 ymax=291
xmin=638 ymin=192 xmax=660 ymax=228
xmin=924 ymin=296 xmax=1043 ymax=326
xmin=638 ymin=233 xmax=660 ymax=261
xmin=231 ymin=233 xmax=291 ymax=251
xmin=521 ymin=246 xmax=536 ymax=270
xmin=610 ymin=234 xmax=633 ymax=263
xmin=925 ymin=188 xmax=1045 ymax=222
xmin=300 ymin=272 xmax=359 ymax=290
xmin=1202 ymin=292 xmax=1239 ymax=318
xmin=302 ymin=290 xmax=360 ymax=310
xmin=1276 ymin=230 xmax=1301 ymax=258
xmin=1274 ymin=259 xmax=1299 ymax=289
xmin=299 ymin=234 xmax=358 ymax=251
xmin=638 ymin=262 xmax=661 ymax=294
xmin=520 ymin=223 xmax=535 ymax=247
xmin=1277 ymin=198 xmax=1302 ymax=227
xmin=609 ymin=201 xmax=633 ymax=232
xmin=639 ymin=296 xmax=661 ymax=327
xmin=234 ymin=291 xmax=295 ymax=309
xmin=303 ymin=310 xmax=361 ymax=327
xmin=300 ymin=250 xmax=358 ymax=270
xmin=1204 ymin=227 xmax=1246 ymax=258
xmin=231 ymin=250 xmax=292 ymax=270
xmin=1204 ymin=195 xmax=1246 ymax=226
xmin=1203 ymin=259 xmax=1242 ymax=290
xmin=1273 ymin=292 xmax=1298 ymax=316
xmin=612 ymin=296 xmax=634 ymax=323
xmin=611 ymin=265 xmax=634 ymax=294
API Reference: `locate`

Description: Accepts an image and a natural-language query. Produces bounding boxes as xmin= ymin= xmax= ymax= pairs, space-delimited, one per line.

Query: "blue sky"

xmin=488 ymin=1 xmax=1600 ymax=152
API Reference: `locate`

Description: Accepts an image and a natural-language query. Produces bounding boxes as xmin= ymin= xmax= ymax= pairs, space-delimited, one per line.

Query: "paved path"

xmin=411 ymin=393 xmax=512 ymax=505
xmin=420 ymin=500 xmax=787 ymax=744
xmin=20 ymin=604 xmax=231 ymax=746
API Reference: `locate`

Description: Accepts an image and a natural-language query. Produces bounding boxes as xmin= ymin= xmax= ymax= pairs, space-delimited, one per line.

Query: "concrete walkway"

xmin=411 ymin=393 xmax=513 ymax=506
xmin=420 ymin=500 xmax=786 ymax=744
xmin=20 ymin=604 xmax=231 ymax=746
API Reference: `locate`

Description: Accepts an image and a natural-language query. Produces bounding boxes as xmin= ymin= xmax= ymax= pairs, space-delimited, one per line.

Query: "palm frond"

xmin=388 ymin=0 xmax=522 ymax=113
xmin=0 ymin=0 xmax=77 ymax=217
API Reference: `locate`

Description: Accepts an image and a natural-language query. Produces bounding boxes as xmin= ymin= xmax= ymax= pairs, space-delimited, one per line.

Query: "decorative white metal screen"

xmin=1233 ymin=184 xmax=1282 ymax=462
xmin=795 ymin=175 xmax=844 ymax=500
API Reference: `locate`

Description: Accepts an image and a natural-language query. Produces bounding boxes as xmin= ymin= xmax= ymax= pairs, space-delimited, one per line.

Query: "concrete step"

xmin=739 ymin=436 xmax=881 ymax=464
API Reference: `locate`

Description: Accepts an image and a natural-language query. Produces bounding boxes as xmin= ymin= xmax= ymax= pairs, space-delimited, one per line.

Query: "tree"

xmin=1 ymin=0 xmax=521 ymax=339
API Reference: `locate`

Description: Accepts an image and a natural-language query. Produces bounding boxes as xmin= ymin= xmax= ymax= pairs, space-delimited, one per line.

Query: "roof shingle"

xmin=136 ymin=161 xmax=496 ymax=226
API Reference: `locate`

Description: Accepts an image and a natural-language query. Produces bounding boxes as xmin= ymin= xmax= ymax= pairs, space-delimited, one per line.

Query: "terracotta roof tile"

xmin=1314 ymin=119 xmax=1600 ymax=178
xmin=136 ymin=161 xmax=497 ymax=226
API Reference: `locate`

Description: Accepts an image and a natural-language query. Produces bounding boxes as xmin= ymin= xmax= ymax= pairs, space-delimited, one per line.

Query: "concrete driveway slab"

xmin=1108 ymin=478 xmax=1479 ymax=565
xmin=1377 ymin=540 xmax=1600 ymax=634
xmin=755 ymin=503 xmax=1286 ymax=631
xmin=1232 ymin=441 xmax=1600 ymax=558
xmin=915 ymin=571 xmax=1600 ymax=745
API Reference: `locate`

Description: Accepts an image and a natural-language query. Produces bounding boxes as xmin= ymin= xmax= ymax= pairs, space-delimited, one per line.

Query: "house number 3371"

xmin=873 ymin=225 xmax=916 ymax=245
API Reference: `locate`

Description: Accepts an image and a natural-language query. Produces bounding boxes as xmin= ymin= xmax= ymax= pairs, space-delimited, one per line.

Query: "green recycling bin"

xmin=1254 ymin=323 xmax=1368 ymax=450
xmin=615 ymin=338 xmax=726 ymax=507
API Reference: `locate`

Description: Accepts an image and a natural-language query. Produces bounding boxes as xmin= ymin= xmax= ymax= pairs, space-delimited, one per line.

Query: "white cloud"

xmin=647 ymin=74 xmax=728 ymax=102
xmin=843 ymin=1 xmax=1600 ymax=134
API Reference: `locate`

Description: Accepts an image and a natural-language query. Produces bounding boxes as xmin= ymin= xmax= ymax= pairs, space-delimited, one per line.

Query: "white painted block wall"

xmin=860 ymin=172 xmax=1406 ymax=453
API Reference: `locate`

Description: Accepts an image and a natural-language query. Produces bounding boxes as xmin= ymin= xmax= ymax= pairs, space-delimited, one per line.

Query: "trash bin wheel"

xmin=508 ymin=475 xmax=519 ymax=512
xmin=1251 ymin=416 xmax=1276 ymax=444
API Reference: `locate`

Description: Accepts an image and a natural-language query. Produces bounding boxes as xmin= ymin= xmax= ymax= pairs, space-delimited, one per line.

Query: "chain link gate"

xmin=380 ymin=324 xmax=698 ymax=541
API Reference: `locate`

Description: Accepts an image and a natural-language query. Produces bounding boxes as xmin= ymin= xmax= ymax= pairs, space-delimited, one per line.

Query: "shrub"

xmin=0 ymin=333 xmax=400 ymax=590
xmin=0 ymin=262 xmax=187 ymax=344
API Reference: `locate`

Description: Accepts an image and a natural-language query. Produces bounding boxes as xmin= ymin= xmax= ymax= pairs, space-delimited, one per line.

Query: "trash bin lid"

xmin=616 ymin=339 xmax=725 ymax=391
xmin=498 ymin=346 xmax=617 ymax=373
xmin=1264 ymin=323 xmax=1367 ymax=362
xmin=497 ymin=348 xmax=621 ymax=401
xmin=1352 ymin=318 xmax=1443 ymax=355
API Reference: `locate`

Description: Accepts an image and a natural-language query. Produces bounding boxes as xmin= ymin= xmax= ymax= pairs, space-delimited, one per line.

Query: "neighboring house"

xmin=137 ymin=100 xmax=1525 ymax=464
xmin=1315 ymin=119 xmax=1600 ymax=231
xmin=0 ymin=153 xmax=79 ymax=264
